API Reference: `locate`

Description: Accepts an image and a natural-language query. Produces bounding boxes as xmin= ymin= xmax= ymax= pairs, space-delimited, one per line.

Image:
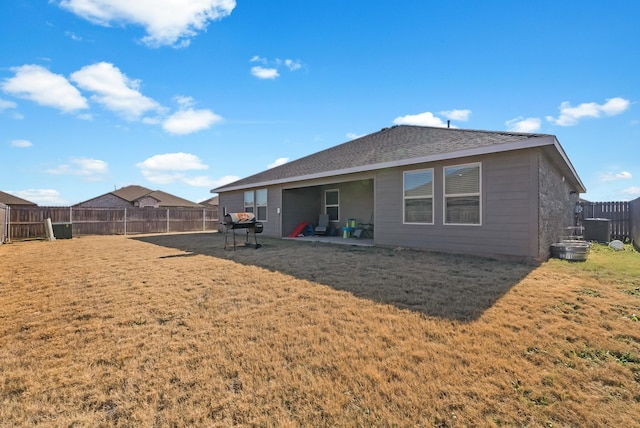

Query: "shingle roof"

xmin=213 ymin=125 xmax=582 ymax=193
xmin=0 ymin=191 xmax=37 ymax=206
xmin=146 ymin=190 xmax=204 ymax=208
xmin=77 ymin=185 xmax=203 ymax=208
xmin=112 ymin=185 xmax=155 ymax=202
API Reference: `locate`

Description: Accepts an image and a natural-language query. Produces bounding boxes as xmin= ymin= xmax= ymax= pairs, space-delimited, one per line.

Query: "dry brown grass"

xmin=1 ymin=232 xmax=639 ymax=427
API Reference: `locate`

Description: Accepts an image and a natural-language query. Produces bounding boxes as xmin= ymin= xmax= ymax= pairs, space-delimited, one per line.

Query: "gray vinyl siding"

xmin=219 ymin=187 xmax=283 ymax=236
xmin=322 ymin=180 xmax=374 ymax=227
xmin=217 ymin=191 xmax=244 ymax=219
xmin=218 ymin=148 xmax=568 ymax=259
xmin=375 ymin=150 xmax=538 ymax=258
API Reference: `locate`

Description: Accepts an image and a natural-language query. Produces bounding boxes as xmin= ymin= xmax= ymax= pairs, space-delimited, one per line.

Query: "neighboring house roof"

xmin=0 ymin=191 xmax=37 ymax=206
xmin=213 ymin=125 xmax=586 ymax=193
xmin=111 ymin=185 xmax=157 ymax=202
xmin=147 ymin=190 xmax=204 ymax=208
xmin=200 ymin=196 xmax=219 ymax=206
xmin=76 ymin=185 xmax=203 ymax=208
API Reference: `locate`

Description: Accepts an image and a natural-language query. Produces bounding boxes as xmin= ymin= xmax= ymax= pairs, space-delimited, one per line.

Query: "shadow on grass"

xmin=133 ymin=232 xmax=537 ymax=322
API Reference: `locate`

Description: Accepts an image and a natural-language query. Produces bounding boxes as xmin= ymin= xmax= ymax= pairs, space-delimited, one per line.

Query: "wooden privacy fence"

xmin=580 ymin=200 xmax=633 ymax=242
xmin=8 ymin=206 xmax=219 ymax=241
xmin=0 ymin=204 xmax=8 ymax=244
xmin=631 ymin=197 xmax=640 ymax=251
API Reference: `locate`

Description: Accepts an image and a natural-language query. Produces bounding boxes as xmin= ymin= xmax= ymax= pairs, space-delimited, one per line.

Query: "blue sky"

xmin=1 ymin=1 xmax=638 ymax=205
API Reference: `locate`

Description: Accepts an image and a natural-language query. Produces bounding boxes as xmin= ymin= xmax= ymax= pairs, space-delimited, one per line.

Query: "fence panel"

xmin=8 ymin=207 xmax=219 ymax=240
xmin=0 ymin=204 xmax=7 ymax=244
xmin=581 ymin=201 xmax=630 ymax=241
xmin=72 ymin=208 xmax=126 ymax=235
xmin=9 ymin=206 xmax=71 ymax=240
xmin=630 ymin=197 xmax=640 ymax=251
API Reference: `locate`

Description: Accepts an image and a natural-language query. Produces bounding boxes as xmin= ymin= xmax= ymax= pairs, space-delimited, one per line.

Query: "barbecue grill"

xmin=222 ymin=212 xmax=263 ymax=250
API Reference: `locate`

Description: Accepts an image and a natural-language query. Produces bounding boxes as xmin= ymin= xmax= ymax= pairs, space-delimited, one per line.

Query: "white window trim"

xmin=403 ymin=168 xmax=434 ymax=225
xmin=243 ymin=191 xmax=254 ymax=214
xmin=325 ymin=189 xmax=340 ymax=222
xmin=443 ymin=162 xmax=482 ymax=226
xmin=256 ymin=188 xmax=268 ymax=222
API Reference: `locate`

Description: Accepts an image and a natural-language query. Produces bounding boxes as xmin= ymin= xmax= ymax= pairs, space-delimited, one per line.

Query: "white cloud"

xmin=1 ymin=65 xmax=88 ymax=113
xmin=58 ymin=0 xmax=236 ymax=48
xmin=620 ymin=186 xmax=640 ymax=197
xmin=136 ymin=152 xmax=208 ymax=171
xmin=250 ymin=57 xmax=303 ymax=79
xmin=284 ymin=59 xmax=302 ymax=71
xmin=346 ymin=132 xmax=364 ymax=140
xmin=505 ymin=116 xmax=542 ymax=133
xmin=393 ymin=112 xmax=448 ymax=127
xmin=65 ymin=31 xmax=83 ymax=41
xmin=70 ymin=62 xmax=161 ymax=120
xmin=0 ymin=98 xmax=17 ymax=111
xmin=7 ymin=189 xmax=67 ymax=205
xmin=268 ymin=157 xmax=289 ymax=169
xmin=601 ymin=171 xmax=632 ymax=182
xmin=46 ymin=157 xmax=109 ymax=179
xmin=136 ymin=153 xmax=224 ymax=186
xmin=210 ymin=175 xmax=240 ymax=190
xmin=162 ymin=108 xmax=222 ymax=135
xmin=439 ymin=109 xmax=471 ymax=121
xmin=546 ymin=97 xmax=631 ymax=126
xmin=11 ymin=139 xmax=33 ymax=148
xmin=175 ymin=95 xmax=194 ymax=108
xmin=250 ymin=55 xmax=266 ymax=64
xmin=251 ymin=66 xmax=279 ymax=80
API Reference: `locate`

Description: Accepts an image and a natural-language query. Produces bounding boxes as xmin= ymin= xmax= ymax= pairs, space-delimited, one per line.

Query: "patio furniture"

xmin=315 ymin=214 xmax=329 ymax=235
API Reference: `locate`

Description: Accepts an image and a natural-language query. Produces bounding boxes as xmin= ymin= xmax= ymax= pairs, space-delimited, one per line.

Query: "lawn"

xmin=1 ymin=233 xmax=639 ymax=427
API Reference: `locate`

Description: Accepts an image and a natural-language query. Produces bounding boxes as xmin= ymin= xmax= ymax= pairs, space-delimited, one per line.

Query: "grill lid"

xmin=225 ymin=212 xmax=255 ymax=224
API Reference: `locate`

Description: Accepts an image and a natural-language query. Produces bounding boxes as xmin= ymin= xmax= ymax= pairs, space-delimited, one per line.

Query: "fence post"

xmin=167 ymin=208 xmax=170 ymax=233
xmin=203 ymin=208 xmax=206 ymax=231
xmin=124 ymin=208 xmax=127 ymax=236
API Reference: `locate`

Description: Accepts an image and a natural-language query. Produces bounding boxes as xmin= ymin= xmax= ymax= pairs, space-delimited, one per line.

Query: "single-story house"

xmin=212 ymin=125 xmax=585 ymax=260
xmin=200 ymin=195 xmax=219 ymax=208
xmin=75 ymin=185 xmax=203 ymax=209
xmin=0 ymin=191 xmax=37 ymax=207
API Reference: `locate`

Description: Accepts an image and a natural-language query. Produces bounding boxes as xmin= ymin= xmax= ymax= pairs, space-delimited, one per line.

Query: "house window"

xmin=325 ymin=189 xmax=339 ymax=221
xmin=244 ymin=191 xmax=254 ymax=214
xmin=256 ymin=189 xmax=267 ymax=221
xmin=244 ymin=189 xmax=267 ymax=221
xmin=444 ymin=163 xmax=481 ymax=225
xmin=404 ymin=169 xmax=433 ymax=224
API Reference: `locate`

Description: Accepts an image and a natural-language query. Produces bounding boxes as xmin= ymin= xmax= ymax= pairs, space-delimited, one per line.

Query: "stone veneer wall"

xmin=538 ymin=152 xmax=578 ymax=259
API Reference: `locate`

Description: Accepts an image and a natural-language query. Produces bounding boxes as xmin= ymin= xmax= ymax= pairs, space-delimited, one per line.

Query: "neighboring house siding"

xmin=77 ymin=194 xmax=131 ymax=208
xmin=136 ymin=196 xmax=159 ymax=208
xmin=375 ymin=151 xmax=537 ymax=258
xmin=538 ymin=152 xmax=577 ymax=258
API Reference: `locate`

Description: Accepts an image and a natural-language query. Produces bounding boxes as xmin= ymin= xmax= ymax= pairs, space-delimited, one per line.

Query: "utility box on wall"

xmin=52 ymin=223 xmax=73 ymax=239
xmin=583 ymin=218 xmax=610 ymax=243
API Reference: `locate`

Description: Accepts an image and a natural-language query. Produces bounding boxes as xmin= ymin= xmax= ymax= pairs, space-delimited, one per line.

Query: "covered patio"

xmin=283 ymin=234 xmax=374 ymax=247
xmin=281 ymin=178 xmax=374 ymax=240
